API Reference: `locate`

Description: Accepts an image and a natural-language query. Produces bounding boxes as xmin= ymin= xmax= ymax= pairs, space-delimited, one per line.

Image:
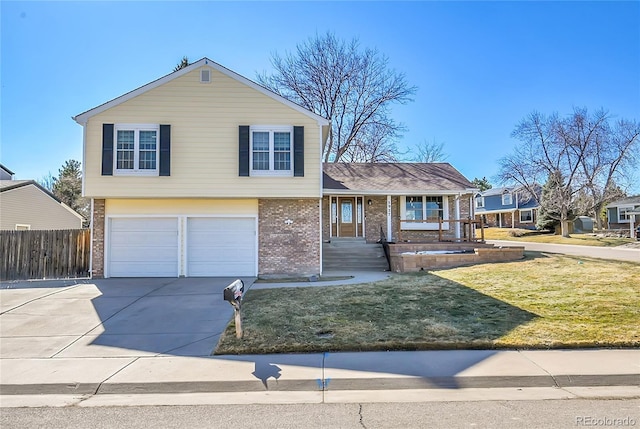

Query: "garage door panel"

xmin=109 ymin=218 xmax=179 ymax=278
xmin=187 ymin=217 xmax=256 ymax=277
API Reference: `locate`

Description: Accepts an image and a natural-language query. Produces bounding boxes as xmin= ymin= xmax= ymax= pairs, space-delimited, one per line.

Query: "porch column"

xmin=454 ymin=195 xmax=461 ymax=240
xmin=511 ymin=212 xmax=515 ymax=228
xmin=387 ymin=195 xmax=392 ymax=241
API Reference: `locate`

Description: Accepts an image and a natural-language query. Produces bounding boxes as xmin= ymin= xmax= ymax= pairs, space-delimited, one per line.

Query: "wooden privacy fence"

xmin=1 ymin=229 xmax=90 ymax=281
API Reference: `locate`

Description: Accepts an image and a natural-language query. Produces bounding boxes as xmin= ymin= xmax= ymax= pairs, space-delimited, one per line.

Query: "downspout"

xmin=89 ymin=198 xmax=94 ymax=279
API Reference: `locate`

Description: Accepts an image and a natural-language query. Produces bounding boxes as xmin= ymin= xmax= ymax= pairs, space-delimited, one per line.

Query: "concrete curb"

xmin=2 ymin=374 xmax=638 ymax=396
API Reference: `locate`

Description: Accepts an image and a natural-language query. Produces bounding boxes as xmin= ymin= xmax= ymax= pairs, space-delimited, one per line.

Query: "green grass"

xmin=214 ymin=252 xmax=640 ymax=355
xmin=481 ymin=227 xmax=634 ymax=247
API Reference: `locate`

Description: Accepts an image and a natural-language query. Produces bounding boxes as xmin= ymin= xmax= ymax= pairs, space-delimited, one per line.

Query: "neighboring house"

xmin=323 ymin=163 xmax=475 ymax=243
xmin=0 ymin=179 xmax=84 ymax=230
xmin=474 ymin=186 xmax=540 ymax=229
xmin=73 ymin=57 xmax=476 ymax=279
xmin=606 ymin=196 xmax=640 ymax=234
xmin=0 ymin=164 xmax=15 ymax=180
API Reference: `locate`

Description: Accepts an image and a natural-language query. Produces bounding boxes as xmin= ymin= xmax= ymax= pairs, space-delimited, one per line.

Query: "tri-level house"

xmin=75 ymin=58 xmax=477 ymax=278
xmin=474 ymin=186 xmax=541 ymax=229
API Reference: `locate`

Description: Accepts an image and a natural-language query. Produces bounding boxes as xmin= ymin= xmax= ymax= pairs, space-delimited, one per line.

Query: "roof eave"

xmin=73 ymin=57 xmax=330 ymax=126
xmin=323 ymin=188 xmax=474 ymax=196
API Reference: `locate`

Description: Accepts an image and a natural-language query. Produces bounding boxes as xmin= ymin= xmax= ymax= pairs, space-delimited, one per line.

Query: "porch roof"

xmin=322 ymin=163 xmax=475 ymax=195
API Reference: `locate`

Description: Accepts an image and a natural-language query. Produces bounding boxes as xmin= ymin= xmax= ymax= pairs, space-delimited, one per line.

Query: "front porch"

xmin=322 ymin=194 xmax=480 ymax=244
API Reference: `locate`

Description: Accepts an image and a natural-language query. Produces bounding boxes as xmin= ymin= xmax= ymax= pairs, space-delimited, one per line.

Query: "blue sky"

xmin=2 ymin=1 xmax=639 ymax=190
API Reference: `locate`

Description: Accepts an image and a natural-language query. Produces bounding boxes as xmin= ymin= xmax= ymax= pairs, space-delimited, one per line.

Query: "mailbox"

xmin=223 ymin=279 xmax=245 ymax=339
xmin=223 ymin=279 xmax=244 ymax=304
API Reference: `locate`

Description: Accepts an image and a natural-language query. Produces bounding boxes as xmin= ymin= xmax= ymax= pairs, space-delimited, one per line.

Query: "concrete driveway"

xmin=0 ymin=277 xmax=255 ymax=359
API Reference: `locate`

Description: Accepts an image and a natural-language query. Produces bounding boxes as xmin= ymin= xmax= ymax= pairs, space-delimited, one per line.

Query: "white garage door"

xmin=109 ymin=218 xmax=179 ymax=277
xmin=187 ymin=217 xmax=256 ymax=276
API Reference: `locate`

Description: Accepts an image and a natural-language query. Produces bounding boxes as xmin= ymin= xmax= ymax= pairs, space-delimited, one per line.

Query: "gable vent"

xmin=200 ymin=69 xmax=211 ymax=83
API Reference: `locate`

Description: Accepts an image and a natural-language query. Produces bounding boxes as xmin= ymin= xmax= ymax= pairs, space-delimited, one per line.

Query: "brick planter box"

xmin=388 ymin=243 xmax=524 ymax=272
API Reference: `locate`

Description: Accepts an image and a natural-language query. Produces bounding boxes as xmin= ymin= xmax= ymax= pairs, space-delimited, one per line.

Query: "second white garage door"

xmin=187 ymin=217 xmax=256 ymax=277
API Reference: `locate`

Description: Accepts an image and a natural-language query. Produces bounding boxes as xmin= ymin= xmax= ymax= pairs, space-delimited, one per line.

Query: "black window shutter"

xmin=102 ymin=124 xmax=114 ymax=176
xmin=159 ymin=125 xmax=171 ymax=176
xmin=294 ymin=126 xmax=304 ymax=177
xmin=239 ymin=125 xmax=250 ymax=177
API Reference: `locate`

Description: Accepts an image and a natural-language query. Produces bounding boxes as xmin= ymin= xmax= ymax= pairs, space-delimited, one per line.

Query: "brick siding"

xmin=91 ymin=199 xmax=105 ymax=278
xmin=258 ymin=199 xmax=320 ymax=277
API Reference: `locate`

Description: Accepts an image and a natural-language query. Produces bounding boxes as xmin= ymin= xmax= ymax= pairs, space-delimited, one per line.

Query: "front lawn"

xmin=214 ymin=253 xmax=640 ymax=355
xmin=482 ymin=227 xmax=634 ymax=247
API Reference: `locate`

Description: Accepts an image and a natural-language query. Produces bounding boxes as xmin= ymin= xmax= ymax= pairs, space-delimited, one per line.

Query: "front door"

xmin=338 ymin=197 xmax=356 ymax=237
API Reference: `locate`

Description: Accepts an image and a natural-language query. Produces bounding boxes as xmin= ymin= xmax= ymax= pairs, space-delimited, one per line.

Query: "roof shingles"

xmin=322 ymin=163 xmax=473 ymax=194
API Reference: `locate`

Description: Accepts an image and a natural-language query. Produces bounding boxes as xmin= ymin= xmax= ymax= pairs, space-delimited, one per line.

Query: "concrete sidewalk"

xmin=1 ymin=349 xmax=638 ymax=406
xmin=1 ymin=275 xmax=638 ymax=407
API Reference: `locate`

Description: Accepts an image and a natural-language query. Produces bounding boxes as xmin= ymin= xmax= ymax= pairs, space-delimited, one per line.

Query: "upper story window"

xmin=401 ymin=195 xmax=449 ymax=230
xmin=250 ymin=126 xmax=293 ymax=176
xmin=476 ymin=196 xmax=485 ymax=208
xmin=114 ymin=124 xmax=159 ymax=175
xmin=502 ymin=192 xmax=512 ymax=206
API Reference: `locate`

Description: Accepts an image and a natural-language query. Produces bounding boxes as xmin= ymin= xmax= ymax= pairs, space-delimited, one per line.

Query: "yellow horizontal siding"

xmin=106 ymin=199 xmax=258 ymax=215
xmin=84 ymin=67 xmax=322 ymax=198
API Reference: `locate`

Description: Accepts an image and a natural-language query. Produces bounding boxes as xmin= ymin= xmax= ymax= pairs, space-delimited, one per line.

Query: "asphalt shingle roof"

xmin=322 ymin=163 xmax=473 ymax=193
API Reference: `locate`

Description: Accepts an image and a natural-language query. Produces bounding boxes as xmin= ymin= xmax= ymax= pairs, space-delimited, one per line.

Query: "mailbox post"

xmin=223 ymin=279 xmax=245 ymax=339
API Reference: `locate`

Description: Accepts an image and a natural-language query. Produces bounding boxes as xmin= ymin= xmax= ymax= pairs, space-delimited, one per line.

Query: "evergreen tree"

xmin=471 ymin=177 xmax=492 ymax=192
xmin=52 ymin=160 xmax=89 ymax=222
xmin=536 ymin=171 xmax=573 ymax=231
xmin=174 ymin=56 xmax=189 ymax=72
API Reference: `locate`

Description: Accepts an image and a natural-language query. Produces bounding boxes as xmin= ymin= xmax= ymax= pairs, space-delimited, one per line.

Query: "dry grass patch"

xmin=482 ymin=227 xmax=634 ymax=247
xmin=215 ymin=253 xmax=640 ymax=355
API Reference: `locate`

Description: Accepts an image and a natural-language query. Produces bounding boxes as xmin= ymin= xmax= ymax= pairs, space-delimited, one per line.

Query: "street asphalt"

xmin=1 ymin=250 xmax=639 ymax=407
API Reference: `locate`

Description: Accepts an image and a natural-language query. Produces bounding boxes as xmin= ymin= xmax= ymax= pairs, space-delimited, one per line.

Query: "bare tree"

xmin=342 ymin=122 xmax=400 ymax=163
xmin=498 ymin=108 xmax=639 ymax=237
xmin=37 ymin=172 xmax=56 ymax=191
xmin=257 ymin=32 xmax=417 ymax=162
xmin=410 ymin=138 xmax=448 ymax=163
xmin=578 ymin=114 xmax=639 ymax=229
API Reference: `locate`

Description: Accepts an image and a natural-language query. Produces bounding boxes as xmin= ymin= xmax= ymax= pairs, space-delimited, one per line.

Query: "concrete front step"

xmin=323 ymin=240 xmax=389 ymax=271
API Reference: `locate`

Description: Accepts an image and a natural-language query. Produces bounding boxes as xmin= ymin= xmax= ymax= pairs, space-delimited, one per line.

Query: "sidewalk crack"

xmin=517 ymin=349 xmax=560 ymax=388
xmin=358 ymin=403 xmax=367 ymax=428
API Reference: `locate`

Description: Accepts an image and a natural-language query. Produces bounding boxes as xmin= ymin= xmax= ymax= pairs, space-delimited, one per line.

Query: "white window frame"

xmin=400 ymin=195 xmax=449 ymax=230
xmin=618 ymin=206 xmax=634 ymax=223
xmin=249 ymin=125 xmax=293 ymax=177
xmin=114 ymin=124 xmax=160 ymax=176
xmin=502 ymin=192 xmax=512 ymax=206
xmin=476 ymin=196 xmax=484 ymax=208
xmin=519 ymin=209 xmax=533 ymax=223
xmin=15 ymin=224 xmax=31 ymax=231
